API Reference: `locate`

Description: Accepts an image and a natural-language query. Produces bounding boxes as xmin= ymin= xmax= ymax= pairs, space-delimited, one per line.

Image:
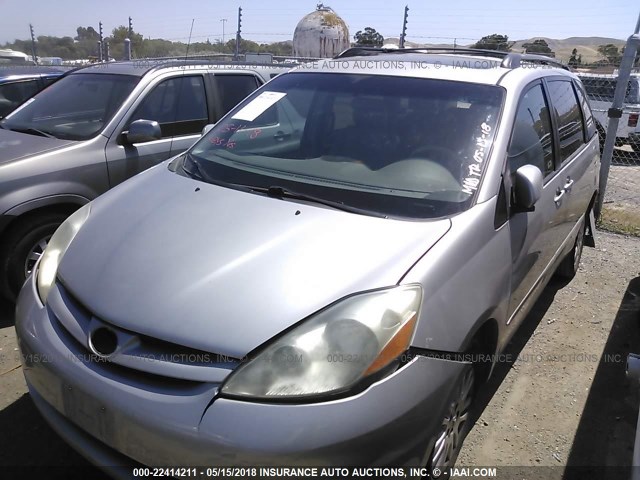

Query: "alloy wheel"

xmin=430 ymin=367 xmax=475 ymax=470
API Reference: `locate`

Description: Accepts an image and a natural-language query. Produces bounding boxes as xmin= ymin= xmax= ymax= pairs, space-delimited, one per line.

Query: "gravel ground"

xmin=0 ymin=230 xmax=639 ymax=479
xmin=459 ymin=230 xmax=640 ymax=479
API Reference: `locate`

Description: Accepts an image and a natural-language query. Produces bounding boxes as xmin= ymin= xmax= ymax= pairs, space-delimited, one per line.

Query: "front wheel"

xmin=426 ymin=367 xmax=475 ymax=472
xmin=0 ymin=213 xmax=67 ymax=302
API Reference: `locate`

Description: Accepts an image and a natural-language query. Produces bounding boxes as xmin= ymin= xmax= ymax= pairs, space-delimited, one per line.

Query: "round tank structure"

xmin=293 ymin=4 xmax=350 ymax=58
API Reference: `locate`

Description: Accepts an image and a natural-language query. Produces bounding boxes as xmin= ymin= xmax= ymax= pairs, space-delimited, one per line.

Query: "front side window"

xmin=0 ymin=73 xmax=139 ymax=140
xmin=128 ymin=75 xmax=208 ymax=138
xmin=508 ymin=83 xmax=555 ymax=178
xmin=0 ymin=79 xmax=40 ymax=118
xmin=547 ymin=80 xmax=585 ymax=164
xmin=187 ymin=72 xmax=504 ymax=219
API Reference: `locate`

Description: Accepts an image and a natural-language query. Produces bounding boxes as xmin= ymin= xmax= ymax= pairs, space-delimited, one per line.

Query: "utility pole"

xmin=98 ymin=22 xmax=104 ymax=62
xmin=29 ymin=24 xmax=38 ymax=64
xmin=220 ymin=18 xmax=227 ymax=44
xmin=235 ymin=6 xmax=242 ymax=60
xmin=400 ymin=5 xmax=409 ymax=49
xmin=126 ymin=16 xmax=133 ymax=60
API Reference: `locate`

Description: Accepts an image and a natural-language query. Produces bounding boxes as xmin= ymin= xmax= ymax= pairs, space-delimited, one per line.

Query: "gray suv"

xmin=0 ymin=60 xmax=290 ymax=299
xmin=16 ymin=48 xmax=599 ymax=471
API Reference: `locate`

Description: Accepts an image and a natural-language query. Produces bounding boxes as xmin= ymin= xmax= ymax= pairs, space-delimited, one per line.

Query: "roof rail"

xmin=502 ymin=52 xmax=570 ymax=70
xmin=131 ymin=58 xmax=299 ymax=76
xmin=335 ymin=47 xmax=570 ymax=70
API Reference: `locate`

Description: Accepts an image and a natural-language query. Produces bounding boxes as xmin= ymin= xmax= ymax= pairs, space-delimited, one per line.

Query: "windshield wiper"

xmin=180 ymin=153 xmax=206 ymax=180
xmin=180 ymin=154 xmax=257 ymax=193
xmin=252 ymin=185 xmax=387 ymax=218
xmin=8 ymin=127 xmax=56 ymax=138
xmin=181 ymin=157 xmax=386 ymax=217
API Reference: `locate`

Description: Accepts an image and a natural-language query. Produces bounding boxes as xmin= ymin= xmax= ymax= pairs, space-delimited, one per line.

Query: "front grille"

xmin=47 ymin=282 xmax=238 ymax=384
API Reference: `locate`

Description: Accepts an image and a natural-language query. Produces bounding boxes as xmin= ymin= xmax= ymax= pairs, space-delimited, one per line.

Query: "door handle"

xmin=563 ymin=177 xmax=574 ymax=192
xmin=554 ymin=188 xmax=565 ymax=204
xmin=273 ymin=131 xmax=291 ymax=141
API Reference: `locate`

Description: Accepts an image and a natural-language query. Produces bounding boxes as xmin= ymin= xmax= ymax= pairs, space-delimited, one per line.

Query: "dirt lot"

xmin=599 ymin=150 xmax=640 ymax=236
xmin=0 ymin=231 xmax=639 ymax=479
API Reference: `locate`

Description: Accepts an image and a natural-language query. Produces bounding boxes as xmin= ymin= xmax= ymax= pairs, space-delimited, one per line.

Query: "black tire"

xmin=555 ymin=217 xmax=586 ymax=280
xmin=425 ymin=366 xmax=475 ymax=475
xmin=0 ymin=213 xmax=67 ymax=302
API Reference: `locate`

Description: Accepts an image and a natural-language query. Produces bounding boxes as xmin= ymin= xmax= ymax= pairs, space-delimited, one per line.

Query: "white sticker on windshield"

xmin=232 ymin=91 xmax=286 ymax=122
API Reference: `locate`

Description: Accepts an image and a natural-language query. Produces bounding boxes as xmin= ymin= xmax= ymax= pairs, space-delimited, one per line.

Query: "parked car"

xmin=0 ymin=60 xmax=292 ymax=300
xmin=15 ymin=48 xmax=600 ymax=471
xmin=0 ymin=65 xmax=69 ymax=119
xmin=0 ymin=48 xmax=36 ymax=65
xmin=576 ymin=72 xmax=640 ymax=152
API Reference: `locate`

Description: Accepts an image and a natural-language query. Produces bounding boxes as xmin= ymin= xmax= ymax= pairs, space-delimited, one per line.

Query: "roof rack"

xmin=335 ymin=47 xmax=570 ymax=71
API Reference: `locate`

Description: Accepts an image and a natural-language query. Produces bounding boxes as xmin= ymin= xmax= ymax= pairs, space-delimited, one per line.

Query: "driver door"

xmin=506 ymin=81 xmax=569 ymax=323
xmin=105 ymin=74 xmax=209 ymax=187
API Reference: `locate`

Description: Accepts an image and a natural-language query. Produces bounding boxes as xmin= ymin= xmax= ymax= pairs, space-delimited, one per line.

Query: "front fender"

xmin=403 ymin=196 xmax=511 ymax=353
xmin=4 ymin=194 xmax=89 ymax=217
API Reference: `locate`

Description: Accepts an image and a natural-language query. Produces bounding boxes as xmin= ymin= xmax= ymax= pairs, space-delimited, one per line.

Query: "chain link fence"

xmin=581 ymin=33 xmax=640 ymax=236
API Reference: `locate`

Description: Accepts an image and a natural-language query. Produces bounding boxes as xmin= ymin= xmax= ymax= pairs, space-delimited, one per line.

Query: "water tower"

xmin=293 ymin=4 xmax=350 ymax=58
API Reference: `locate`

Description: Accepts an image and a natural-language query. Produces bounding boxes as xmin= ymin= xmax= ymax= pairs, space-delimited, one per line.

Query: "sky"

xmin=0 ymin=0 xmax=638 ymax=46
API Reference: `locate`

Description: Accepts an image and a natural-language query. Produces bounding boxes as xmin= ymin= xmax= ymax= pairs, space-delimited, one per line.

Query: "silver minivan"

xmin=16 ymin=49 xmax=600 ymax=472
xmin=0 ymin=60 xmax=290 ymax=300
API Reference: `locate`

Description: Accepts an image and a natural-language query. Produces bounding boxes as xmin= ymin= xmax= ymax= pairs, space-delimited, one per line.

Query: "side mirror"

xmin=513 ymin=164 xmax=543 ymax=212
xmin=124 ymin=119 xmax=161 ymax=144
xmin=201 ymin=124 xmax=215 ymax=136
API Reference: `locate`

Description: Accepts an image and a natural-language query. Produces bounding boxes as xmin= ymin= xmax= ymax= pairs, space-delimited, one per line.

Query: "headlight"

xmin=37 ymin=203 xmax=91 ymax=303
xmin=221 ymin=285 xmax=422 ymax=400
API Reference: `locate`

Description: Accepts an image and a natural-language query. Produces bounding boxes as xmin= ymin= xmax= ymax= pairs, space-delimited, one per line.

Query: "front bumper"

xmin=15 ymin=276 xmax=469 ymax=467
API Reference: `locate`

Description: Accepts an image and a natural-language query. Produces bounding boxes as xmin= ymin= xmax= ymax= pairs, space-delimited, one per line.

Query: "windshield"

xmin=189 ymin=72 xmax=504 ymax=218
xmin=0 ymin=73 xmax=139 ymax=140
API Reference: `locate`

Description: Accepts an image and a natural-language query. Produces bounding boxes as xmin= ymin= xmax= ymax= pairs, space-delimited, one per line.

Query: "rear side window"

xmin=546 ymin=80 xmax=585 ymax=164
xmin=574 ymin=82 xmax=597 ymax=140
xmin=212 ymin=74 xmax=259 ymax=120
xmin=129 ymin=75 xmax=208 ymax=138
xmin=508 ymin=83 xmax=555 ymax=178
xmin=0 ymin=80 xmax=40 ymax=118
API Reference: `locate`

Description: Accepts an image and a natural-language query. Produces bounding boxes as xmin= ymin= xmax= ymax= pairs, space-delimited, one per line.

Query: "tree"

xmin=568 ymin=48 xmax=582 ymax=67
xmin=472 ymin=34 xmax=513 ymax=52
xmin=75 ymin=26 xmax=99 ymax=41
xmin=522 ymin=39 xmax=555 ymax=57
xmin=597 ymin=44 xmax=621 ymax=64
xmin=354 ymin=27 xmax=384 ymax=47
xmin=107 ymin=26 xmax=144 ymax=59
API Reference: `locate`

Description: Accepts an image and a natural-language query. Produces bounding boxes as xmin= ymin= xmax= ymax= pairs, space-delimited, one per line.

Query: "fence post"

xmin=596 ymin=33 xmax=640 ymax=218
xmin=124 ymin=38 xmax=131 ymax=61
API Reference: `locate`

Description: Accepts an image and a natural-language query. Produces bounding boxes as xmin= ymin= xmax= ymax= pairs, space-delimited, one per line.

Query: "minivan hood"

xmin=0 ymin=128 xmax=75 ymax=165
xmin=58 ymin=165 xmax=451 ymax=358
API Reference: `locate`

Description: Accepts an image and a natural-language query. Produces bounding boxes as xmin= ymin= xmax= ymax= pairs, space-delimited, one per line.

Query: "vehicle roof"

xmin=70 ymin=59 xmax=296 ymax=78
xmin=292 ymin=52 xmax=573 ymax=86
